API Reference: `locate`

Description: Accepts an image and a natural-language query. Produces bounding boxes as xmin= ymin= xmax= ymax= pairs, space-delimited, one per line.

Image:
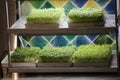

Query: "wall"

xmin=0 ymin=0 xmax=8 ymax=61
xmin=0 ymin=0 xmax=16 ymax=61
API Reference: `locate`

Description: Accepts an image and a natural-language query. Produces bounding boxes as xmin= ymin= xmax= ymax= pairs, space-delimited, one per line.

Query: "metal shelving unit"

xmin=8 ymin=15 xmax=116 ymax=35
xmin=8 ymin=51 xmax=117 ymax=73
xmin=6 ymin=0 xmax=119 ymax=73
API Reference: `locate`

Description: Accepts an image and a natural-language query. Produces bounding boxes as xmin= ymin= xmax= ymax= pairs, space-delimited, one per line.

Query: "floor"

xmin=1 ymin=73 xmax=120 ymax=80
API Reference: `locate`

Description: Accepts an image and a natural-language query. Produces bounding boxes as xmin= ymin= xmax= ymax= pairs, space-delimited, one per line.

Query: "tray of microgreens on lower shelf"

xmin=72 ymin=44 xmax=112 ymax=67
xmin=36 ymin=46 xmax=76 ymax=67
xmin=26 ymin=8 xmax=64 ymax=28
xmin=67 ymin=8 xmax=106 ymax=27
xmin=11 ymin=47 xmax=40 ymax=67
xmin=10 ymin=45 xmax=112 ymax=67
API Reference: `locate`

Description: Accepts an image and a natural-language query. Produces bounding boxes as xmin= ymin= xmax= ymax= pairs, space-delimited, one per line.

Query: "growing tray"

xmin=10 ymin=62 xmax=36 ymax=67
xmin=72 ymin=62 xmax=110 ymax=67
xmin=25 ymin=23 xmax=59 ymax=28
xmin=36 ymin=63 xmax=72 ymax=67
xmin=73 ymin=55 xmax=112 ymax=67
xmin=69 ymin=22 xmax=105 ymax=28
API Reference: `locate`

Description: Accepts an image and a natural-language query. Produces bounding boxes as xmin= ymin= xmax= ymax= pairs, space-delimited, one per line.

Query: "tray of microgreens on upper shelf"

xmin=67 ymin=8 xmax=106 ymax=27
xmin=26 ymin=8 xmax=65 ymax=28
